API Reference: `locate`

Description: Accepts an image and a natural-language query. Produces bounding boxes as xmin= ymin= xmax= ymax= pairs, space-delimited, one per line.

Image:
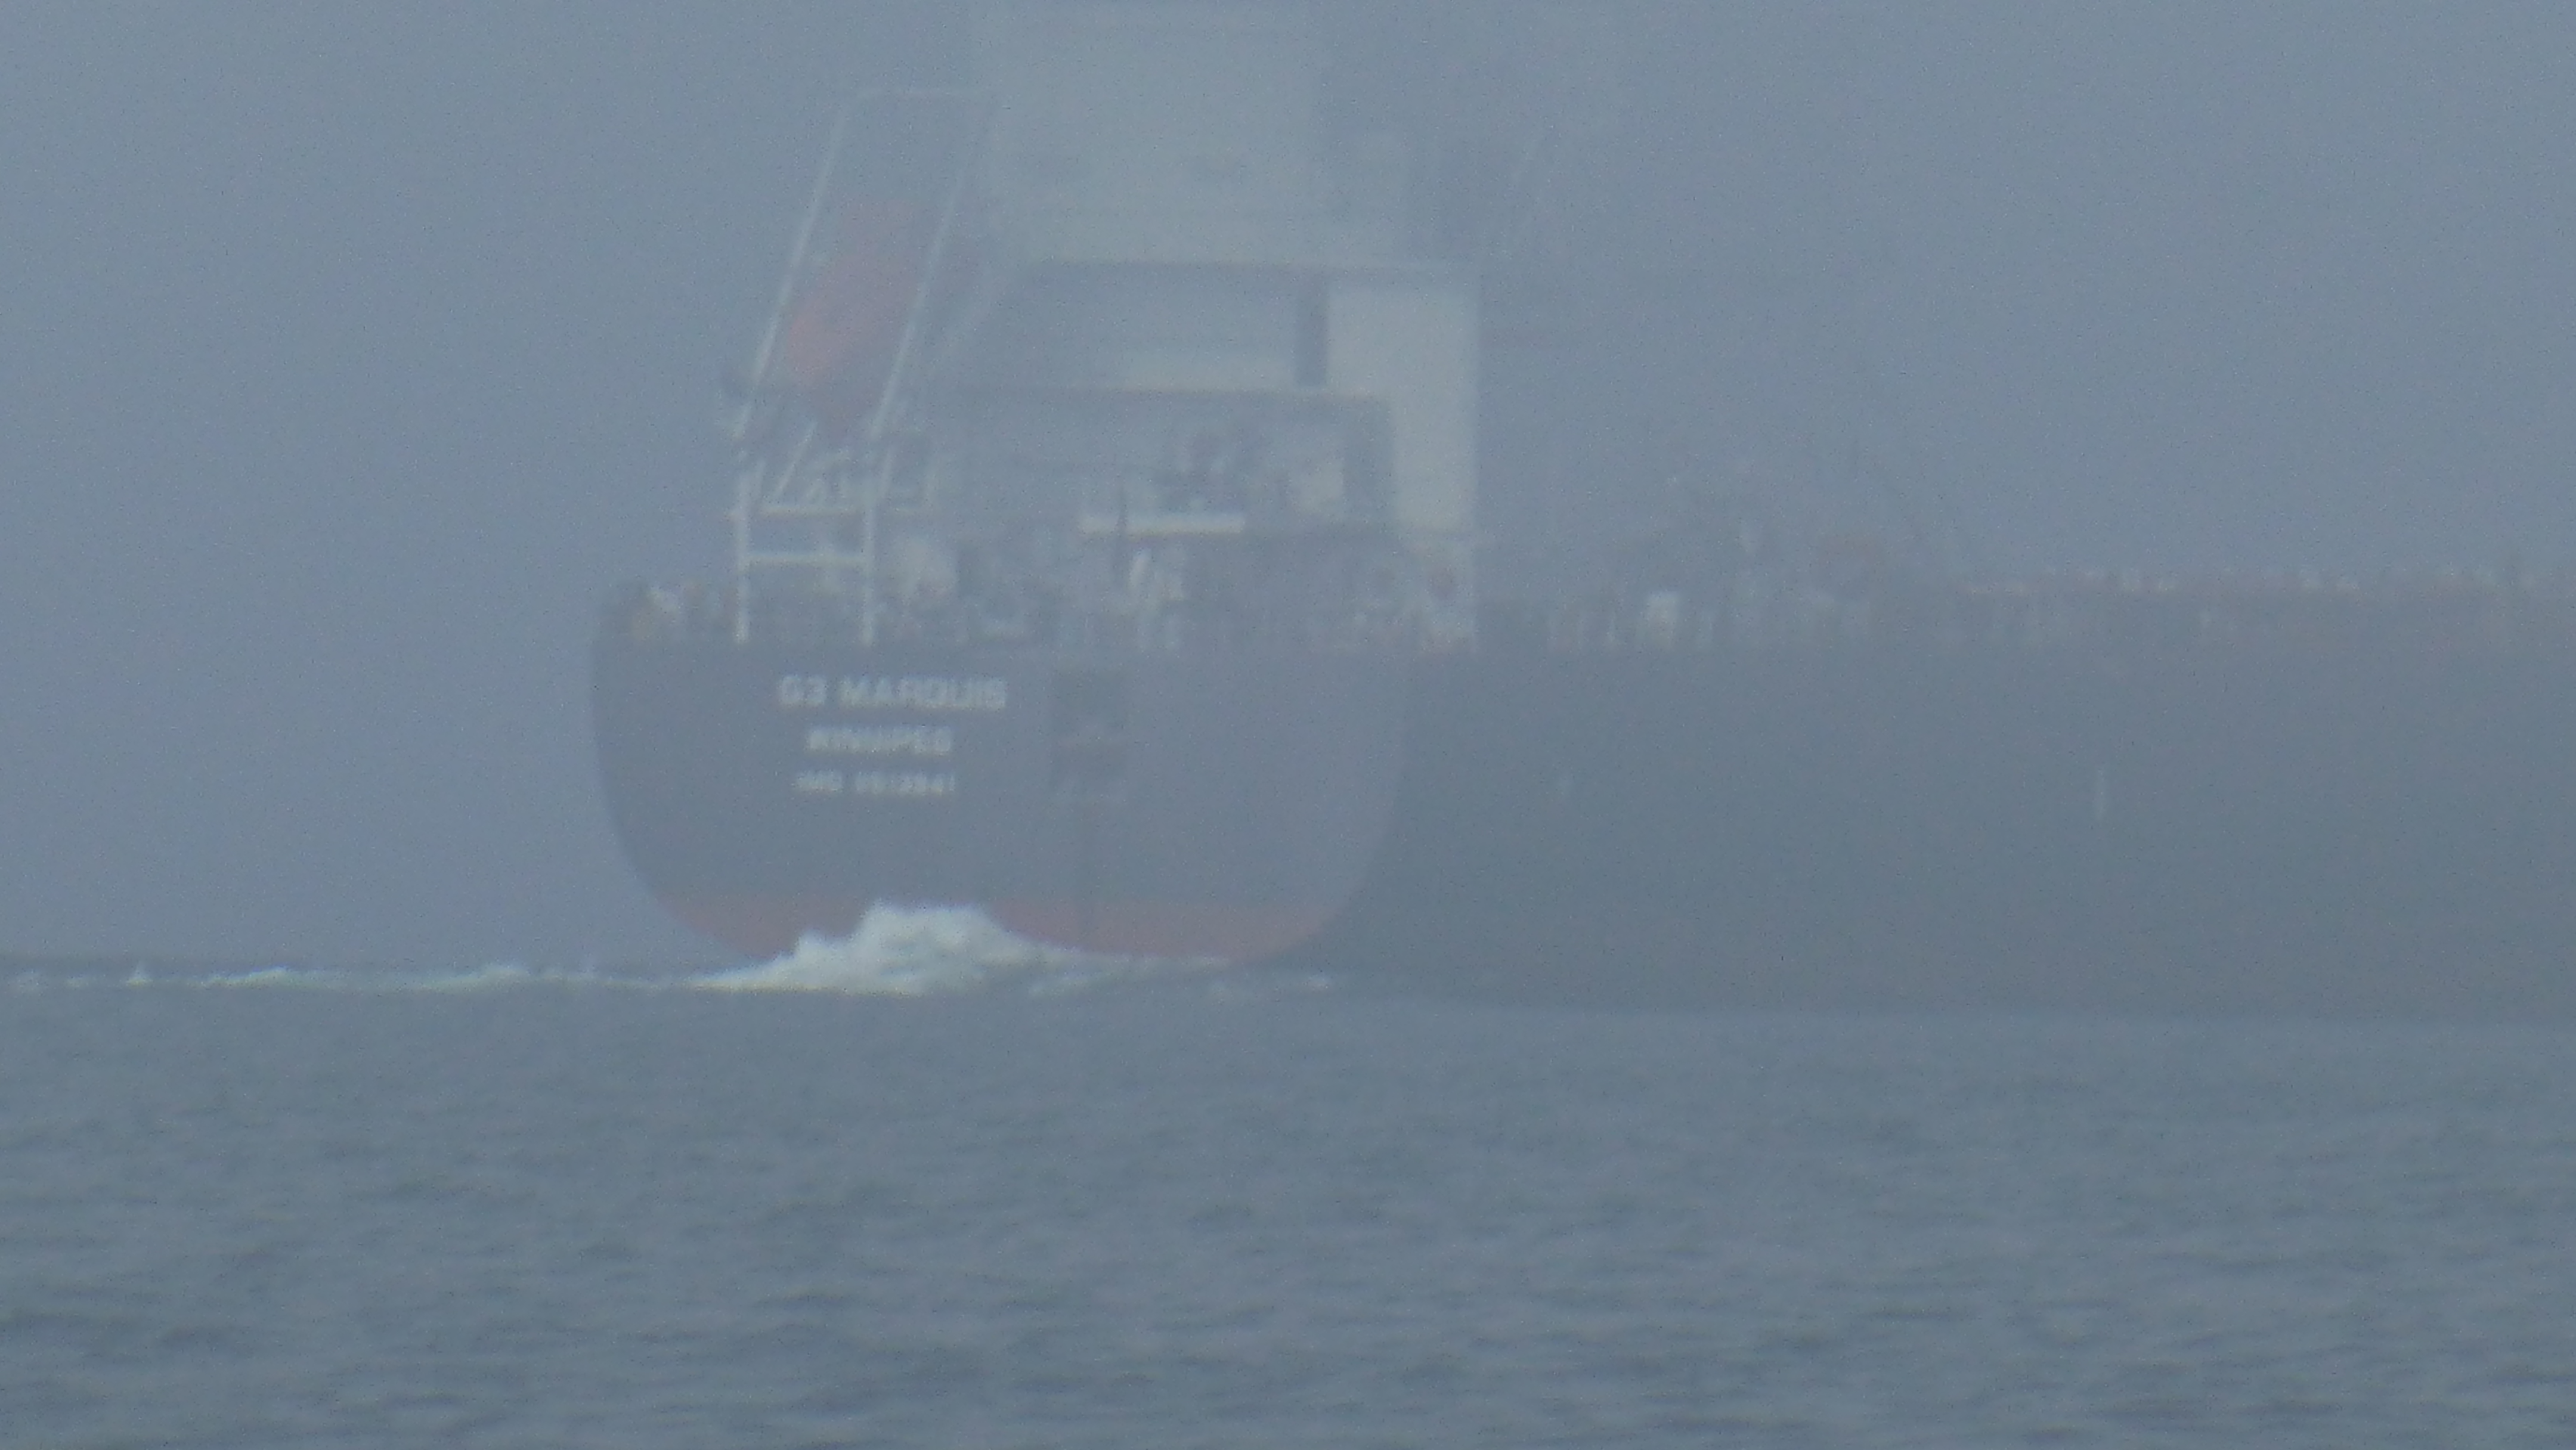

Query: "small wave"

xmin=194 ymin=963 xmax=516 ymax=993
xmin=138 ymin=961 xmax=643 ymax=994
xmin=196 ymin=965 xmax=327 ymax=989
xmin=689 ymin=905 xmax=1220 ymax=997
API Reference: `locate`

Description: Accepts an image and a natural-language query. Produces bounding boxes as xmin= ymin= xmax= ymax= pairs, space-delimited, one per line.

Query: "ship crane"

xmin=725 ymin=90 xmax=992 ymax=646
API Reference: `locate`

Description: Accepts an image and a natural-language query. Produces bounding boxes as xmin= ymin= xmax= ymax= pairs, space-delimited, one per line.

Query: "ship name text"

xmin=776 ymin=674 xmax=1009 ymax=712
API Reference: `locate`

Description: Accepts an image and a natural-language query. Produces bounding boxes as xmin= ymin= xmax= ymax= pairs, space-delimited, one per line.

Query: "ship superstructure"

xmin=600 ymin=2 xmax=1481 ymax=959
xmin=718 ymin=2 xmax=1478 ymax=660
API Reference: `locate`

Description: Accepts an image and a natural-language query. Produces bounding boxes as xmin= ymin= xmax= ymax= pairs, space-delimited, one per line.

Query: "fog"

xmin=3 ymin=2 xmax=2571 ymax=963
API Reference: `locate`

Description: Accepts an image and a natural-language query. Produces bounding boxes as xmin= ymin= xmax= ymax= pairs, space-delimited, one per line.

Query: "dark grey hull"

xmin=1286 ymin=644 xmax=2576 ymax=1017
xmin=596 ymin=613 xmax=2576 ymax=1016
xmin=592 ymin=630 xmax=1407 ymax=960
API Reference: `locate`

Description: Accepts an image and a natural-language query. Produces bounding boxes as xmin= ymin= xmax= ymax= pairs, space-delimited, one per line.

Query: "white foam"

xmin=197 ymin=965 xmax=326 ymax=989
xmin=406 ymin=962 xmax=543 ymax=993
xmin=689 ymin=904 xmax=1217 ymax=997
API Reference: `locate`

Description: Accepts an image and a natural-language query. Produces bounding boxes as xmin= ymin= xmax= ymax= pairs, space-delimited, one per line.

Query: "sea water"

xmin=4 ymin=915 xmax=2573 ymax=1448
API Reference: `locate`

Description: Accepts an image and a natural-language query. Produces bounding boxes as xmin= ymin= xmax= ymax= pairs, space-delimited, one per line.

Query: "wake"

xmin=693 ymin=906 xmax=1219 ymax=996
xmin=6 ymin=907 xmax=1232 ymax=1000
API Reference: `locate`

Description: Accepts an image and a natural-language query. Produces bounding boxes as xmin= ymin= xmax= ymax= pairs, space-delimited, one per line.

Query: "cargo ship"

xmin=595 ymin=2 xmax=2576 ymax=1014
xmin=596 ymin=3 xmax=1454 ymax=963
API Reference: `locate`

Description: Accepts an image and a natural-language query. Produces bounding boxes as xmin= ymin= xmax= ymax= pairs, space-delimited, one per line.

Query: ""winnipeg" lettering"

xmin=805 ymin=724 xmax=956 ymax=759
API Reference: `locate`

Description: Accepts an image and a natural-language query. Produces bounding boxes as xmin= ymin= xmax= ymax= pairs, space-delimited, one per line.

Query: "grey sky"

xmin=3 ymin=2 xmax=2571 ymax=963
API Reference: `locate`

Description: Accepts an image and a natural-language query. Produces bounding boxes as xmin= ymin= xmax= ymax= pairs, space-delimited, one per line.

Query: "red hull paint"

xmin=989 ymin=900 xmax=1335 ymax=961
